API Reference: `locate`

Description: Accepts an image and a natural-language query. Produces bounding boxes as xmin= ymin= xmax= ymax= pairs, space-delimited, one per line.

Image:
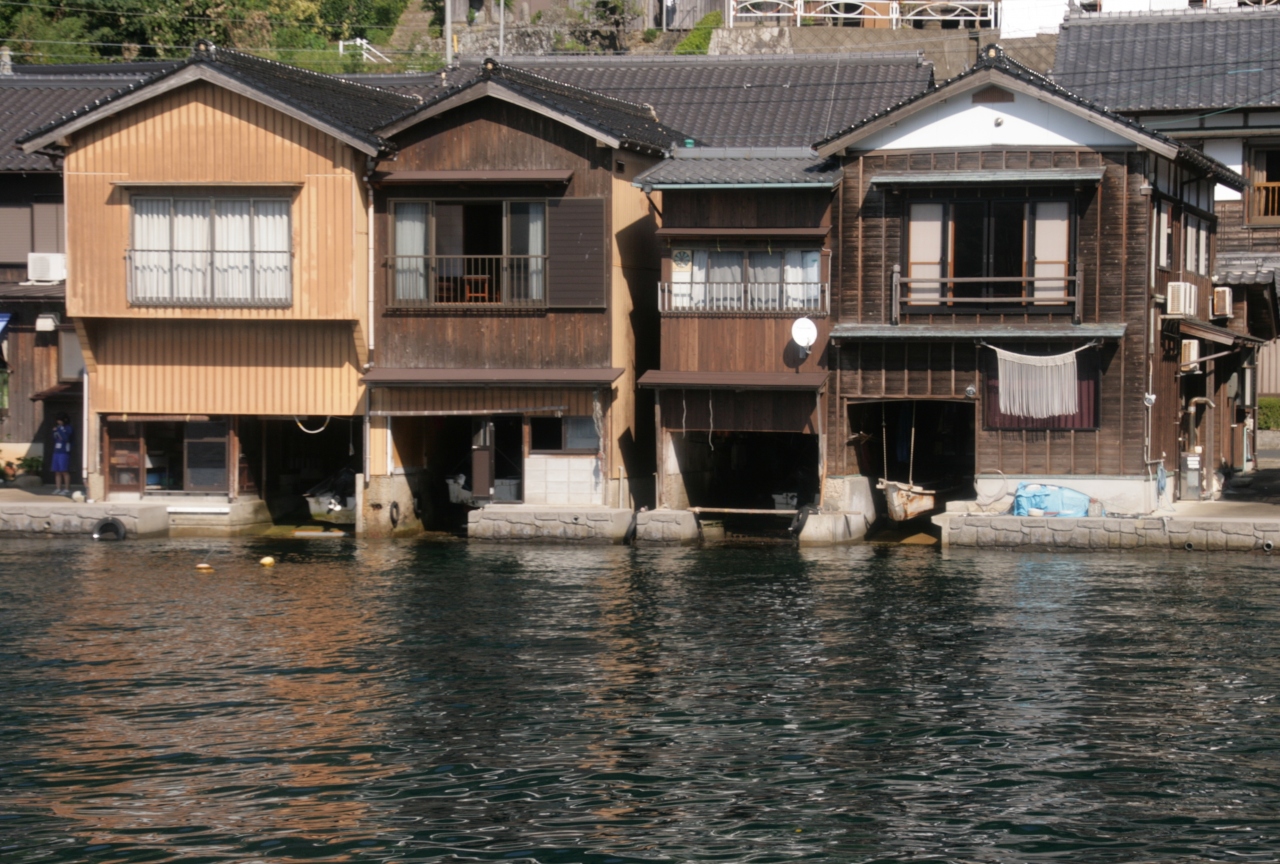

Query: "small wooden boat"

xmin=876 ymin=478 xmax=937 ymax=522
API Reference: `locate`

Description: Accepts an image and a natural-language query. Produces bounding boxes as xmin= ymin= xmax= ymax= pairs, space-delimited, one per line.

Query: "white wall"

xmin=1205 ymin=138 xmax=1244 ymax=202
xmin=523 ymin=454 xmax=603 ymax=505
xmin=1000 ymin=0 xmax=1242 ymax=40
xmin=856 ymin=85 xmax=1135 ymax=152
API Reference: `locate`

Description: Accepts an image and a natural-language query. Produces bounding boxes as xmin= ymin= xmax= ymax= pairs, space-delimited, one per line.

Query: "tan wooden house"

xmin=18 ymin=43 xmax=419 ymax=525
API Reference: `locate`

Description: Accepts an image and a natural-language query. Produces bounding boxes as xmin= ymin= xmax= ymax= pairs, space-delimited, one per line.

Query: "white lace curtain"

xmin=990 ymin=344 xmax=1094 ymax=419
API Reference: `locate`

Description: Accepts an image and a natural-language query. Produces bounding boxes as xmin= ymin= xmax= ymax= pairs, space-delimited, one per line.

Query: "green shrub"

xmin=673 ymin=10 xmax=721 ymax=55
xmin=1258 ymin=397 xmax=1280 ymax=430
xmin=642 ymin=27 xmax=659 ymax=42
xmin=17 ymin=456 xmax=42 ymax=473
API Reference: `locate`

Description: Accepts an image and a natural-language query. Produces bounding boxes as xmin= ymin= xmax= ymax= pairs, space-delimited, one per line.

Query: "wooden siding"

xmin=65 ymin=82 xmax=367 ymax=321
xmin=831 ymin=148 xmax=1155 ymax=479
xmin=661 ymin=189 xmax=832 ymax=230
xmin=659 ymin=389 xmax=820 ymax=434
xmin=1219 ymin=200 xmax=1280 ymax=256
xmin=661 ymin=316 xmax=833 ymax=374
xmin=547 ymin=198 xmax=607 ymax=307
xmin=371 ymin=386 xmax=598 ymax=416
xmin=88 ymin=320 xmax=361 ymax=416
xmin=373 ymin=97 xmax=620 ymax=372
xmin=0 ymin=305 xmax=75 ymax=461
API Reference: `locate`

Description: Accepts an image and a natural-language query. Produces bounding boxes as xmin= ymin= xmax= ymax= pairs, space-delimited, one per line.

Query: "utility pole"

xmin=499 ymin=0 xmax=505 ymax=57
xmin=445 ymin=0 xmax=453 ymax=66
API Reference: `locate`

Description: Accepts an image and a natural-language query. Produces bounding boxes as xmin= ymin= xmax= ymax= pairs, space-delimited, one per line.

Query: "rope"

xmin=708 ymin=393 xmax=714 ymax=452
xmin=294 ymin=416 xmax=332 ymax=434
xmin=908 ymin=401 xmax=917 ymax=487
xmin=881 ymin=402 xmax=888 ymax=482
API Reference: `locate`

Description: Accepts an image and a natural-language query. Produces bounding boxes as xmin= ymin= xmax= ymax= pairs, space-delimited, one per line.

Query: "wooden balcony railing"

xmin=1251 ymin=182 xmax=1280 ymax=223
xmin=891 ymin=264 xmax=1081 ymax=324
xmin=387 ymin=255 xmax=548 ymax=310
xmin=659 ymin=281 xmax=829 ymax=315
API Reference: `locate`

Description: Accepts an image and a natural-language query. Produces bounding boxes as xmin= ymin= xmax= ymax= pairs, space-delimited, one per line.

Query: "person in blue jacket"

xmin=51 ymin=413 xmax=73 ymax=496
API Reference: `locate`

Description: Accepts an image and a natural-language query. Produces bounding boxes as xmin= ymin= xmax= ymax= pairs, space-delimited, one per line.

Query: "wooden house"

xmin=17 ymin=43 xmax=420 ymax=527
xmin=357 ymin=61 xmax=683 ymax=538
xmin=815 ymin=46 xmax=1248 ymax=517
xmin=1054 ymin=8 xmax=1280 ymax=488
xmin=0 ymin=65 xmax=147 ymax=480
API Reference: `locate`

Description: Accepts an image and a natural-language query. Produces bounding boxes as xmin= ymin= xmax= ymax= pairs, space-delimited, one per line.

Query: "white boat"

xmin=876 ymin=478 xmax=936 ymax=522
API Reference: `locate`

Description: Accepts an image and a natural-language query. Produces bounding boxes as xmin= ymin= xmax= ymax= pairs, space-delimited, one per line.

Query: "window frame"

xmin=528 ymin=415 xmax=601 ymax=455
xmin=900 ymin=194 xmax=1076 ymax=313
xmin=1247 ymin=144 xmax=1280 ymax=226
xmin=389 ymin=197 xmax=549 ymax=308
xmin=664 ymin=243 xmax=829 ymax=314
xmin=127 ymin=194 xmax=294 ymax=308
xmin=57 ymin=328 xmax=85 ymax=383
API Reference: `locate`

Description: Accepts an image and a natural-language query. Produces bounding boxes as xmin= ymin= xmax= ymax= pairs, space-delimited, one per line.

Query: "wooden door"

xmin=471 ymin=417 xmax=494 ymax=501
xmin=184 ymin=420 xmax=229 ymax=493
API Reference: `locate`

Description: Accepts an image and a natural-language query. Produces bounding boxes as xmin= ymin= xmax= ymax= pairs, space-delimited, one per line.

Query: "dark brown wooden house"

xmin=361 ymin=61 xmax=682 ymax=537
xmin=815 ymin=46 xmax=1248 ymax=517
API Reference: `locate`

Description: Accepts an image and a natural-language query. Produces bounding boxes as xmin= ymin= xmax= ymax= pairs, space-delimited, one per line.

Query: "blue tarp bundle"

xmin=1011 ymin=482 xmax=1095 ymax=517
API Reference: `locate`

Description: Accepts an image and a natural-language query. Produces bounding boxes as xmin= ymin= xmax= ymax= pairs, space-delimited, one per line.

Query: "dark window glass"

xmin=530 ymin=417 xmax=562 ymax=451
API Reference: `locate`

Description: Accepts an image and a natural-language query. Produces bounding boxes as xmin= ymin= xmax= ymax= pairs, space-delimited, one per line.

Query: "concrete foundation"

xmin=357 ymin=472 xmax=424 ymax=539
xmin=635 ymin=509 xmax=700 ymax=545
xmin=971 ymin=473 xmax=1162 ymax=517
xmin=798 ymin=512 xmax=869 ymax=546
xmin=935 ymin=512 xmax=1280 ymax=552
xmin=0 ymin=499 xmax=169 ymax=538
xmin=468 ymin=505 xmax=633 ymax=543
xmin=166 ymin=499 xmax=273 ymax=537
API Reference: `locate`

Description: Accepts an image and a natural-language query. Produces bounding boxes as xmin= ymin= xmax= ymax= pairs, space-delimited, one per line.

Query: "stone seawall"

xmin=468 ymin=506 xmax=633 ymax=543
xmin=0 ymin=502 xmax=170 ymax=539
xmin=937 ymin=514 xmax=1280 ymax=552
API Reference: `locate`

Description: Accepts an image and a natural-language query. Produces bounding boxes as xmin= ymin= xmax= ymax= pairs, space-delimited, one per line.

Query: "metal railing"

xmin=127 ymin=249 xmax=292 ymax=307
xmin=1252 ymin=182 xmax=1280 ymax=223
xmin=728 ymin=0 xmax=998 ymax=28
xmin=890 ymin=264 xmax=1080 ymax=324
xmin=659 ymin=281 xmax=828 ymax=314
xmin=387 ymin=255 xmax=548 ymax=310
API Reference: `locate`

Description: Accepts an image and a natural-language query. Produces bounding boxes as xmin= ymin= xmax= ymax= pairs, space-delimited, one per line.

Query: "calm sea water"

xmin=1 ymin=539 xmax=1278 ymax=863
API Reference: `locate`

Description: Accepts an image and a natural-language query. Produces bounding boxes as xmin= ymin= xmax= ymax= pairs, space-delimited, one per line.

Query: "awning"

xmin=638 ymin=370 xmax=827 ymax=390
xmin=870 ymin=168 xmax=1107 ymax=187
xmin=656 ymin=227 xmax=830 ymax=238
xmin=363 ymin=367 xmax=624 ymax=387
xmin=373 ymin=170 xmax=574 ymax=185
xmin=30 ymin=382 xmax=81 ymax=401
xmin=1213 ymin=255 xmax=1280 ymax=287
xmin=830 ymin=322 xmax=1127 ymax=340
xmin=1176 ymin=317 xmax=1264 ymax=347
xmin=104 ymin=414 xmax=211 ymax=422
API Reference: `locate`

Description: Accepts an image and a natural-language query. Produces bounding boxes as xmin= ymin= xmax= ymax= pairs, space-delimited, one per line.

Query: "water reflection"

xmin=1 ymin=541 xmax=1279 ymax=862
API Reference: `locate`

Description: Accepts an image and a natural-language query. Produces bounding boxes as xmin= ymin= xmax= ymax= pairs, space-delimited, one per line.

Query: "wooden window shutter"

xmin=547 ymin=198 xmax=607 ymax=308
xmin=32 ymin=201 xmax=65 ymax=253
xmin=0 ymin=206 xmax=32 ymax=264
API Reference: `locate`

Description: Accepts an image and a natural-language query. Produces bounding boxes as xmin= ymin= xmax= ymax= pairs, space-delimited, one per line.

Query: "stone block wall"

xmin=938 ymin=514 xmax=1280 ymax=552
xmin=468 ymin=505 xmax=632 ymax=542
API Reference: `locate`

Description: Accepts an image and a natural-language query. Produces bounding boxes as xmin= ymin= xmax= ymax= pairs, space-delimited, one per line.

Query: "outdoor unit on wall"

xmin=27 ymin=252 xmax=66 ymax=282
xmin=1165 ymin=281 xmax=1197 ymax=318
xmin=1181 ymin=338 xmax=1201 ymax=368
xmin=1212 ymin=286 xmax=1234 ymax=319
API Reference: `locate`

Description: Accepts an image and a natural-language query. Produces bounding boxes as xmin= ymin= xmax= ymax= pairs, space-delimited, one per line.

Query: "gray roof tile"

xmin=1053 ymin=8 xmax=1280 ymax=112
xmin=635 ymin=147 xmax=840 ymax=187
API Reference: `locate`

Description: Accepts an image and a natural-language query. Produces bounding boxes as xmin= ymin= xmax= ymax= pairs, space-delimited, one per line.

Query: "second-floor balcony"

xmin=1251 ymin=181 xmax=1280 ymax=224
xmin=891 ymin=265 xmax=1082 ymax=324
xmin=659 ymin=281 xmax=829 ymax=315
xmin=387 ymin=255 xmax=548 ymax=311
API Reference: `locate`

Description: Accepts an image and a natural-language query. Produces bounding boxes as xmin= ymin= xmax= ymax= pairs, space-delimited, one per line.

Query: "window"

xmin=1156 ymin=199 xmax=1174 ymax=269
xmin=392 ymin=200 xmax=546 ymax=306
xmin=0 ymin=200 xmax=64 ymax=266
xmin=1184 ymin=214 xmax=1209 ymax=276
xmin=1249 ymin=148 xmax=1280 ymax=224
xmin=129 ymin=197 xmax=292 ymax=306
xmin=58 ymin=330 xmax=85 ymax=382
xmin=667 ymin=247 xmax=824 ymax=311
xmin=903 ymin=198 xmax=1071 ymax=310
xmin=530 ymin=416 xmax=600 ymax=452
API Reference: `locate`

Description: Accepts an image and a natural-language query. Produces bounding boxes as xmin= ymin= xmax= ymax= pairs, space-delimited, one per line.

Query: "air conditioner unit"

xmin=1181 ymin=338 xmax=1200 ymax=367
xmin=1212 ymin=286 xmax=1234 ymax=319
xmin=1166 ymin=281 xmax=1197 ymax=317
xmin=27 ymin=252 xmax=66 ymax=282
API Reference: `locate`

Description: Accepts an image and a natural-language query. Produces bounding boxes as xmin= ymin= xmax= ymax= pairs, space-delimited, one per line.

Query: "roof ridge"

xmin=501 ymin=51 xmax=927 ymax=67
xmin=195 ymin=42 xmax=418 ymax=107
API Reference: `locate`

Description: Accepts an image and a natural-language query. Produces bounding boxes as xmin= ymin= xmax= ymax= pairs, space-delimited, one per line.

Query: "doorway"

xmin=847 ymin=400 xmax=976 ymax=511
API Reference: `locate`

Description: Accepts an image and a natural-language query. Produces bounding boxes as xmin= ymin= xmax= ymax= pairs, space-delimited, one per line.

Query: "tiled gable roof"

xmin=815 ymin=44 xmax=1245 ymax=189
xmin=16 ymin=42 xmax=419 ymax=153
xmin=387 ymin=60 xmax=688 ymax=153
xmin=1 ymin=73 xmax=151 ymax=171
xmin=1053 ymin=8 xmax=1280 ymax=113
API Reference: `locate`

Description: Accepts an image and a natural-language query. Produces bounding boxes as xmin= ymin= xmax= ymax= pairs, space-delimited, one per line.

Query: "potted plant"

xmin=15 ymin=455 xmax=43 ymax=489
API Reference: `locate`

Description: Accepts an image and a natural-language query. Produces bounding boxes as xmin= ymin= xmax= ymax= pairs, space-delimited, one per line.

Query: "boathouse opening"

xmin=846 ymin=399 xmax=976 ymax=517
xmin=666 ymin=430 xmax=820 ymax=515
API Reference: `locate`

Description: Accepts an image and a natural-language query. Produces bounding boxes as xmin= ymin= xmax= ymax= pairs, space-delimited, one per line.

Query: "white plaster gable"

xmin=856 ymin=84 xmax=1136 ymax=152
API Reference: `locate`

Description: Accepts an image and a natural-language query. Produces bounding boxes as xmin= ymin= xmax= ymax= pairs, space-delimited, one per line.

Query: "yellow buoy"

xmin=195 ymin=563 xmax=214 ymax=572
xmin=260 ymin=556 xmax=276 ymax=567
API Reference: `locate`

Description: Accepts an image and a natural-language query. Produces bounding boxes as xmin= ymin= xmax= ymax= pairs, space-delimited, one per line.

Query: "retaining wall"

xmin=468 ymin=505 xmax=633 ymax=542
xmin=0 ymin=502 xmax=170 ymax=539
xmin=937 ymin=514 xmax=1280 ymax=552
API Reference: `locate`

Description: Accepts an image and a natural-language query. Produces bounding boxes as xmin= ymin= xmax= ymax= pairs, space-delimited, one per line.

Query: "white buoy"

xmin=260 ymin=556 xmax=276 ymax=567
xmin=195 ymin=563 xmax=214 ymax=572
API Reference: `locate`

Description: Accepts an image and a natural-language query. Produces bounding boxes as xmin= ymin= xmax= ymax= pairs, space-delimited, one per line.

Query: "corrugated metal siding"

xmin=371 ymin=386 xmax=597 ymax=416
xmin=65 ymin=82 xmax=365 ymax=321
xmin=89 ymin=320 xmax=362 ymax=416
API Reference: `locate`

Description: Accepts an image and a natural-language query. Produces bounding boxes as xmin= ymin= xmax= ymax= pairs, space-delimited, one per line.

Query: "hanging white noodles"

xmin=990 ymin=344 xmax=1093 ymax=419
